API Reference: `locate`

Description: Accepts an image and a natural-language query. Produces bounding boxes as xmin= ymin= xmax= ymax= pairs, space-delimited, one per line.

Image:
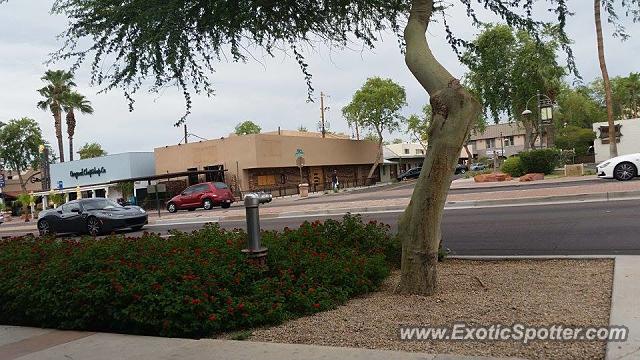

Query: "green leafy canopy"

xmin=0 ymin=118 xmax=45 ymax=174
xmin=342 ymin=77 xmax=406 ymax=142
xmin=44 ymin=0 xmax=622 ymax=124
xmin=234 ymin=121 xmax=261 ymax=135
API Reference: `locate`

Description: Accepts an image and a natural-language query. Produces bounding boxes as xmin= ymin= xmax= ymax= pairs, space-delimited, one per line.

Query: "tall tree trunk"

xmin=66 ymin=111 xmax=76 ymax=161
xmin=68 ymin=136 xmax=74 ymax=162
xmin=464 ymin=144 xmax=473 ymax=167
xmin=54 ymin=109 xmax=65 ymax=162
xmin=366 ymin=138 xmax=383 ymax=184
xmin=17 ymin=171 xmax=27 ymax=193
xmin=397 ymin=0 xmax=481 ymax=295
xmin=595 ymin=0 xmax=618 ymax=157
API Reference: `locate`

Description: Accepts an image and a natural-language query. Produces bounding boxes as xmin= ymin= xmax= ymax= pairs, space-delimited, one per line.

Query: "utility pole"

xmin=500 ymin=131 xmax=504 ymax=165
xmin=184 ymin=124 xmax=189 ymax=144
xmin=537 ymin=90 xmax=543 ymax=149
xmin=320 ymin=92 xmax=326 ymax=138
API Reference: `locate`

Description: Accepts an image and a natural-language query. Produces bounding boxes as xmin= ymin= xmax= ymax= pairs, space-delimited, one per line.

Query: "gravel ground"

xmin=249 ymin=259 xmax=613 ymax=360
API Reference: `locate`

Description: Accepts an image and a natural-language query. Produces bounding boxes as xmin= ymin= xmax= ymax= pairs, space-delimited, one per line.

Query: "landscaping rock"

xmin=473 ymin=173 xmax=513 ymax=183
xmin=519 ymin=173 xmax=545 ymax=182
xmin=565 ymin=164 xmax=585 ymax=177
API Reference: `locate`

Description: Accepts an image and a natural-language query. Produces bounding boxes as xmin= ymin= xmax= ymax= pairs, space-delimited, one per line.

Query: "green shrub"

xmin=0 ymin=215 xmax=398 ymax=338
xmin=501 ymin=156 xmax=524 ymax=177
xmin=518 ymin=149 xmax=561 ymax=174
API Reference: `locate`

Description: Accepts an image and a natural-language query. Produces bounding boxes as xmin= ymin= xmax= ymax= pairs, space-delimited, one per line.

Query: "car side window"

xmin=182 ymin=186 xmax=196 ymax=195
xmin=62 ymin=202 xmax=80 ymax=213
xmin=195 ymin=184 xmax=210 ymax=193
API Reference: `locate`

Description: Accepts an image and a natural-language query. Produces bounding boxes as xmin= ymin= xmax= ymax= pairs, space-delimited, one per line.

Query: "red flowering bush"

xmin=0 ymin=214 xmax=397 ymax=338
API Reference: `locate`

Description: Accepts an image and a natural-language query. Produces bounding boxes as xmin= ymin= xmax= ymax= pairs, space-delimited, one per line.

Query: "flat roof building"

xmin=154 ymin=131 xmax=381 ymax=194
xmin=34 ymin=152 xmax=156 ymax=207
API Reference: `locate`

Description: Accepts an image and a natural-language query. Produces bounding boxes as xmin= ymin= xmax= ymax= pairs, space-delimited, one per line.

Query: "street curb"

xmin=449 ymin=255 xmax=616 ymax=260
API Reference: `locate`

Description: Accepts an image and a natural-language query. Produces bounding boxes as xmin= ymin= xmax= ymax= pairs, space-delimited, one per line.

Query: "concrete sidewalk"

xmin=0 ymin=326 xmax=520 ymax=360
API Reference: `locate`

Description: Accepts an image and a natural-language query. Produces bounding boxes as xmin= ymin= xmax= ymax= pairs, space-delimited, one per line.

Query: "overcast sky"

xmin=0 ymin=1 xmax=638 ymax=157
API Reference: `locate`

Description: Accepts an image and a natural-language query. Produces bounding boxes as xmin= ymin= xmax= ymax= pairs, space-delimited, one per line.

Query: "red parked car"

xmin=167 ymin=182 xmax=235 ymax=213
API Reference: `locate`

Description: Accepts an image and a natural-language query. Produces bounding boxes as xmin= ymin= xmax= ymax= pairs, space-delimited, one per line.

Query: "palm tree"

xmin=37 ymin=70 xmax=76 ymax=163
xmin=62 ymin=91 xmax=94 ymax=161
xmin=594 ymin=0 xmax=618 ymax=157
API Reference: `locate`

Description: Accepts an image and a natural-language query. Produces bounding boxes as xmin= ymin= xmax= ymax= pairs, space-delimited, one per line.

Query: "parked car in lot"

xmin=470 ymin=163 xmax=486 ymax=171
xmin=0 ymin=212 xmax=4 ymax=225
xmin=455 ymin=163 xmax=468 ymax=174
xmin=597 ymin=153 xmax=640 ymax=181
xmin=37 ymin=198 xmax=148 ymax=236
xmin=397 ymin=167 xmax=422 ymax=181
xmin=167 ymin=182 xmax=235 ymax=213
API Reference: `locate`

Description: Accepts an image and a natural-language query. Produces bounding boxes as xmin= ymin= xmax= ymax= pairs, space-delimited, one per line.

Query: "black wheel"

xmin=87 ymin=217 xmax=102 ymax=236
xmin=131 ymin=225 xmax=144 ymax=231
xmin=221 ymin=202 xmax=231 ymax=209
xmin=38 ymin=219 xmax=54 ymax=236
xmin=203 ymin=198 xmax=213 ymax=210
xmin=614 ymin=162 xmax=637 ymax=181
xmin=167 ymin=202 xmax=177 ymax=213
xmin=460 ymin=169 xmax=466 ymax=174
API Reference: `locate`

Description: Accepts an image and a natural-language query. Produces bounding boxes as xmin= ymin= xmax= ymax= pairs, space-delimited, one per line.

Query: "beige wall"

xmin=1 ymin=169 xmax=42 ymax=197
xmin=155 ymin=134 xmax=381 ymax=189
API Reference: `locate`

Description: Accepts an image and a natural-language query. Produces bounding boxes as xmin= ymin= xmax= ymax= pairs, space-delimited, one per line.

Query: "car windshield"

xmin=83 ymin=199 xmax=123 ymax=210
xmin=214 ymin=182 xmax=228 ymax=189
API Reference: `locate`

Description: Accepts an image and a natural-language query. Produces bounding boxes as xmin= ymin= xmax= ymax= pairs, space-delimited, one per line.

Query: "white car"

xmin=596 ymin=153 xmax=640 ymax=181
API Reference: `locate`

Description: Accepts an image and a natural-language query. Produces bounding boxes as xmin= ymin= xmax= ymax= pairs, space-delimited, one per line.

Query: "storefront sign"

xmin=70 ymin=167 xmax=107 ymax=179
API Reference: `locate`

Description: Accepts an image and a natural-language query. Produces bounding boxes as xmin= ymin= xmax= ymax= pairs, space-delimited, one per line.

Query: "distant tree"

xmin=342 ymin=77 xmax=406 ymax=183
xmin=16 ymin=193 xmax=35 ymax=222
xmin=363 ymin=133 xmax=381 ymax=142
xmin=612 ymin=73 xmax=640 ymax=119
xmin=62 ymin=91 xmax=94 ymax=161
xmin=115 ymin=182 xmax=134 ymax=201
xmin=77 ymin=142 xmax=107 ymax=159
xmin=234 ymin=121 xmax=261 ymax=135
xmin=392 ymin=138 xmax=404 ymax=144
xmin=463 ymin=25 xmax=565 ymax=150
xmin=0 ymin=118 xmax=46 ymax=193
xmin=297 ymin=125 xmax=308 ymax=132
xmin=406 ymin=104 xmax=431 ymax=149
xmin=37 ymin=70 xmax=76 ymax=163
xmin=555 ymin=125 xmax=597 ymax=156
xmin=555 ymin=85 xmax=606 ymax=128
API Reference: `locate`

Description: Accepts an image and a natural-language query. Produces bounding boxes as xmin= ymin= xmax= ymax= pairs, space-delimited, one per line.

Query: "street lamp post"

xmin=500 ymin=131 xmax=505 ymax=160
xmin=522 ymin=91 xmax=555 ymax=149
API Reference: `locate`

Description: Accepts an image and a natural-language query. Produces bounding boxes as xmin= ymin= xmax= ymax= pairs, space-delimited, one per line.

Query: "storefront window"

xmin=257 ymin=175 xmax=276 ymax=186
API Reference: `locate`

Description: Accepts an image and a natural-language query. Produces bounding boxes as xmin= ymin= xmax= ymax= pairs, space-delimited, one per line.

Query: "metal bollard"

xmin=242 ymin=192 xmax=272 ymax=265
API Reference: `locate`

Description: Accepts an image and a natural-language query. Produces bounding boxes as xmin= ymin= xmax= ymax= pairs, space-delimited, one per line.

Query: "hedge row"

xmin=0 ymin=215 xmax=399 ymax=338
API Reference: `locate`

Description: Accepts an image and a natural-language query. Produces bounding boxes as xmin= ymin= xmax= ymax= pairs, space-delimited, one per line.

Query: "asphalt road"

xmin=5 ymin=199 xmax=635 ymax=256
xmin=148 ymin=200 xmax=640 ymax=255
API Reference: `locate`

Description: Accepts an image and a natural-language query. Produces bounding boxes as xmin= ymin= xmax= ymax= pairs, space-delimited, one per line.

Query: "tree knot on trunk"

xmin=447 ymin=78 xmax=461 ymax=89
xmin=430 ymin=94 xmax=449 ymax=120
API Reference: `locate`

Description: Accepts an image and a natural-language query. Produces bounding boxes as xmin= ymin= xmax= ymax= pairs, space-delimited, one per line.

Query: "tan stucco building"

xmin=154 ymin=131 xmax=381 ymax=193
xmin=469 ymin=123 xmax=541 ymax=158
